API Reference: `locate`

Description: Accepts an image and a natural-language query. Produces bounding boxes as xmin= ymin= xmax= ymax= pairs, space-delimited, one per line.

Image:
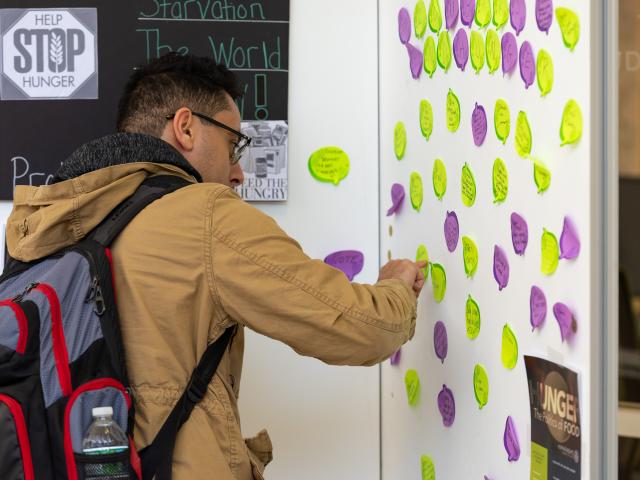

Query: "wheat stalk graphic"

xmin=49 ymin=33 xmax=64 ymax=73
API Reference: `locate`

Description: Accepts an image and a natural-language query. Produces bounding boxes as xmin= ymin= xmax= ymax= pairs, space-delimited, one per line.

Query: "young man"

xmin=6 ymin=53 xmax=425 ymax=479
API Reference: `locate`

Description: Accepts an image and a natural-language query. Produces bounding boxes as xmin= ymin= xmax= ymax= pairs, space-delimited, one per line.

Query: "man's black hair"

xmin=116 ymin=52 xmax=242 ymax=136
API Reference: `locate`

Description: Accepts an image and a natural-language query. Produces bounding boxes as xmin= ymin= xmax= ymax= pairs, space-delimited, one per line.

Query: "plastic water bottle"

xmin=81 ymin=406 xmax=129 ymax=479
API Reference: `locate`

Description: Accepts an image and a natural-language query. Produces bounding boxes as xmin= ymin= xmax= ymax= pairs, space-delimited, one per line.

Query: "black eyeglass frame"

xmin=165 ymin=111 xmax=252 ymax=165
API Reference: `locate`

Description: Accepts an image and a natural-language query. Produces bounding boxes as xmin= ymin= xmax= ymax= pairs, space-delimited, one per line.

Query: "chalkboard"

xmin=0 ymin=0 xmax=289 ymax=199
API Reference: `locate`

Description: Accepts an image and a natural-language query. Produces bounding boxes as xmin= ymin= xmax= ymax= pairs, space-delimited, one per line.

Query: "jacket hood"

xmin=7 ymin=134 xmax=199 ymax=262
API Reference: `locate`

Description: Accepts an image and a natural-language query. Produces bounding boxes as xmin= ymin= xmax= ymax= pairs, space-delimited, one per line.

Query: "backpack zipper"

xmin=12 ymin=282 xmax=39 ymax=303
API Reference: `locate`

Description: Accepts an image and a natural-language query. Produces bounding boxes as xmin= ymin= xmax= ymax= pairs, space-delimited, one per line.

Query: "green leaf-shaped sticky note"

xmin=308 ymin=147 xmax=350 ymax=185
xmin=493 ymin=0 xmax=509 ymax=28
xmin=515 ymin=111 xmax=532 ymax=159
xmin=420 ymin=99 xmax=434 ymax=140
xmin=494 ymin=99 xmax=510 ymax=144
xmin=470 ymin=31 xmax=485 ymax=74
xmin=432 ymin=158 xmax=447 ymax=200
xmin=428 ymin=0 xmax=443 ymax=33
xmin=475 ymin=0 xmax=491 ymax=28
xmin=461 ymin=163 xmax=476 ymax=207
xmin=492 ymin=157 xmax=508 ymax=203
xmin=541 ymin=228 xmax=559 ymax=275
xmin=462 ymin=236 xmax=479 ymax=277
xmin=423 ymin=36 xmax=437 ymax=77
xmin=420 ymin=455 xmax=436 ymax=480
xmin=556 ymin=7 xmax=580 ymax=51
xmin=486 ymin=28 xmax=501 ymax=73
xmin=410 ymin=171 xmax=424 ymax=211
xmin=446 ymin=89 xmax=461 ymax=132
xmin=473 ymin=364 xmax=489 ymax=409
xmin=536 ymin=49 xmax=554 ymax=97
xmin=416 ymin=244 xmax=430 ymax=280
xmin=466 ymin=295 xmax=481 ymax=339
xmin=415 ymin=0 xmax=428 ymax=38
xmin=394 ymin=121 xmax=407 ymax=160
xmin=560 ymin=99 xmax=583 ymax=146
xmin=405 ymin=369 xmax=421 ymax=406
xmin=437 ymin=31 xmax=452 ymax=71
xmin=431 ymin=263 xmax=447 ymax=303
xmin=533 ymin=159 xmax=551 ymax=193
xmin=501 ymin=324 xmax=518 ymax=369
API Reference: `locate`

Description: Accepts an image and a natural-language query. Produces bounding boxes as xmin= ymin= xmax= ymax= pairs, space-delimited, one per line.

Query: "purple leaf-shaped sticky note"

xmin=460 ymin=0 xmax=476 ymax=27
xmin=559 ymin=216 xmax=580 ymax=260
xmin=324 ymin=250 xmax=364 ymax=281
xmin=444 ymin=211 xmax=460 ymax=252
xmin=519 ymin=41 xmax=535 ymax=88
xmin=504 ymin=416 xmax=521 ymax=461
xmin=453 ymin=28 xmax=469 ymax=71
xmin=434 ymin=321 xmax=448 ymax=363
xmin=390 ymin=348 xmax=402 ymax=365
xmin=510 ymin=0 xmax=526 ymax=35
xmin=502 ymin=32 xmax=518 ymax=75
xmin=535 ymin=0 xmax=553 ymax=34
xmin=472 ymin=103 xmax=488 ymax=147
xmin=386 ymin=183 xmax=405 ymax=216
xmin=530 ymin=286 xmax=547 ymax=330
xmin=493 ymin=245 xmax=509 ymax=291
xmin=553 ymin=302 xmax=578 ymax=342
xmin=445 ymin=0 xmax=460 ymax=29
xmin=398 ymin=8 xmax=412 ymax=44
xmin=438 ymin=385 xmax=456 ymax=427
xmin=510 ymin=212 xmax=528 ymax=256
xmin=406 ymin=43 xmax=423 ymax=79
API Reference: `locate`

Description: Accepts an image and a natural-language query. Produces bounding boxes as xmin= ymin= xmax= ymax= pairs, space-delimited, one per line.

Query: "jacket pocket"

xmin=0 ymin=394 xmax=35 ymax=480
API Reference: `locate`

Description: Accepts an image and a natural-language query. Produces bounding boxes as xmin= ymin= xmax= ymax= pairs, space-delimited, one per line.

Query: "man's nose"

xmin=230 ymin=162 xmax=244 ymax=187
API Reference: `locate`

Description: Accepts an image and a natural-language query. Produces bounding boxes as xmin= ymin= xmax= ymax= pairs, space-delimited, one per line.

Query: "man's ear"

xmin=170 ymin=107 xmax=196 ymax=152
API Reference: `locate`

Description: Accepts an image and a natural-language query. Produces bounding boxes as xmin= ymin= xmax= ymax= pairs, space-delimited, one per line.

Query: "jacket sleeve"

xmin=205 ymin=188 xmax=417 ymax=366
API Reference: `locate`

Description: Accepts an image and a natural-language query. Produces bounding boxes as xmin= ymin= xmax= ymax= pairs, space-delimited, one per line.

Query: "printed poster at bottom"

xmin=525 ymin=355 xmax=581 ymax=480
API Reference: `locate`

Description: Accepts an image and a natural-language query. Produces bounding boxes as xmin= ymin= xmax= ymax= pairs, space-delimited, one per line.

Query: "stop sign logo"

xmin=0 ymin=8 xmax=98 ymax=100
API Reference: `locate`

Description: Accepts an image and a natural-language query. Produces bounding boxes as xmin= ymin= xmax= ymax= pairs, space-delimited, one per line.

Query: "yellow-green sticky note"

xmin=421 ymin=455 xmax=436 ymax=480
xmin=416 ymin=244 xmax=430 ymax=280
xmin=470 ymin=31 xmax=485 ymax=73
xmin=536 ymin=49 xmax=554 ymax=97
xmin=466 ymin=295 xmax=481 ymax=339
xmin=556 ymin=7 xmax=580 ymax=51
xmin=541 ymin=229 xmax=559 ymax=275
xmin=462 ymin=236 xmax=478 ymax=277
xmin=501 ymin=324 xmax=518 ymax=370
xmin=432 ymin=158 xmax=447 ymax=200
xmin=437 ymin=31 xmax=452 ymax=71
xmin=446 ymin=89 xmax=461 ymax=132
xmin=461 ymin=163 xmax=476 ymax=207
xmin=394 ymin=121 xmax=407 ymax=160
xmin=420 ymin=99 xmax=434 ymax=140
xmin=515 ymin=111 xmax=532 ymax=159
xmin=492 ymin=157 xmax=508 ymax=203
xmin=473 ymin=364 xmax=489 ymax=409
xmin=494 ymin=99 xmax=510 ymax=144
xmin=486 ymin=29 xmax=501 ymax=73
xmin=428 ymin=0 xmax=443 ymax=33
xmin=405 ymin=369 xmax=421 ymax=406
xmin=493 ymin=0 xmax=509 ymax=28
xmin=410 ymin=171 xmax=424 ymax=211
xmin=560 ymin=99 xmax=583 ymax=146
xmin=423 ymin=36 xmax=437 ymax=77
xmin=431 ymin=263 xmax=447 ymax=303
xmin=308 ymin=147 xmax=350 ymax=185
xmin=533 ymin=159 xmax=551 ymax=193
xmin=475 ymin=0 xmax=491 ymax=28
xmin=415 ymin=0 xmax=428 ymax=38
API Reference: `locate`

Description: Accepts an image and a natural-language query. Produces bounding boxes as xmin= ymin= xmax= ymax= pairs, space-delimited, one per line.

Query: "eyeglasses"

xmin=165 ymin=111 xmax=252 ymax=165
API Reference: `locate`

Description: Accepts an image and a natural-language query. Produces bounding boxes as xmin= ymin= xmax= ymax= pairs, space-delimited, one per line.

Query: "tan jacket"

xmin=7 ymin=162 xmax=417 ymax=479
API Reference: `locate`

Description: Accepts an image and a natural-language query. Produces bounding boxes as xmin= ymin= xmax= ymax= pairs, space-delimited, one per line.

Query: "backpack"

xmin=0 ymin=175 xmax=234 ymax=480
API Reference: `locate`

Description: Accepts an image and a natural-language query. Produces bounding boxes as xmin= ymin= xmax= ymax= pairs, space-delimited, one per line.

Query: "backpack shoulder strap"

xmin=89 ymin=175 xmax=192 ymax=246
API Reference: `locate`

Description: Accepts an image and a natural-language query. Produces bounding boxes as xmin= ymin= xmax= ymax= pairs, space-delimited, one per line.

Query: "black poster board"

xmin=0 ymin=0 xmax=289 ymax=199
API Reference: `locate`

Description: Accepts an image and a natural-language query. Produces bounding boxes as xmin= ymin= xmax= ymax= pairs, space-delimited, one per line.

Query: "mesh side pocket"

xmin=74 ymin=450 xmax=132 ymax=480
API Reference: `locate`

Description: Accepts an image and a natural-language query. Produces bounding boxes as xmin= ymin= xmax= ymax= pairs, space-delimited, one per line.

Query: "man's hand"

xmin=378 ymin=259 xmax=427 ymax=297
